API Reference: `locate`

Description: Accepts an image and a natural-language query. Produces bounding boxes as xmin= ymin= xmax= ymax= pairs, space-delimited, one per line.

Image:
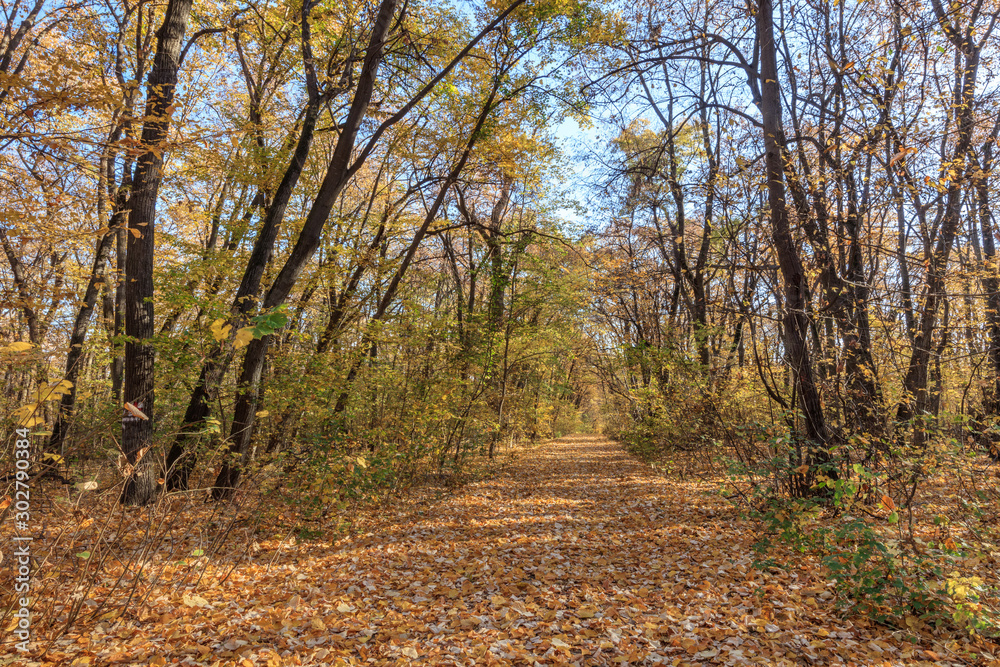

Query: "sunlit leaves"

xmin=209 ymin=319 xmax=232 ymax=341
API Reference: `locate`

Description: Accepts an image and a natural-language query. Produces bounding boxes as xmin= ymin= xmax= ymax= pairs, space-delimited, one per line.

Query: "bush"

xmin=731 ymin=429 xmax=999 ymax=634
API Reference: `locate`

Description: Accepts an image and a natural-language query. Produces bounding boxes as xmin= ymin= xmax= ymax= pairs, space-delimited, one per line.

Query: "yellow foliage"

xmin=233 ymin=326 xmax=255 ymax=349
xmin=210 ymin=319 xmax=232 ymax=341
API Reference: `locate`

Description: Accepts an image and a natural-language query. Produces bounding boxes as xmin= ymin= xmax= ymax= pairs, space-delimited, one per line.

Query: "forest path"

xmin=71 ymin=436 xmax=972 ymax=666
xmin=191 ymin=434 xmax=921 ymax=666
xmin=295 ymin=433 xmax=748 ymax=665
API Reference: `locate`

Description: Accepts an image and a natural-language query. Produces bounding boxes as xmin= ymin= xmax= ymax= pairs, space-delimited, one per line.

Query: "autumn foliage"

xmin=3 ymin=0 xmax=1000 ymax=660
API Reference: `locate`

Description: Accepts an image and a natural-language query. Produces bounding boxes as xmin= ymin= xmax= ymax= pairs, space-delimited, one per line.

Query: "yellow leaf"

xmin=209 ymin=319 xmax=231 ymax=342
xmin=182 ymin=593 xmax=209 ymax=608
xmin=42 ymin=452 xmax=64 ymax=464
xmin=1 ymin=341 xmax=33 ymax=353
xmin=233 ymin=326 xmax=255 ymax=349
xmin=13 ymin=404 xmax=36 ymax=419
xmin=34 ymin=380 xmax=73 ymax=402
xmin=13 ymin=404 xmax=43 ymax=427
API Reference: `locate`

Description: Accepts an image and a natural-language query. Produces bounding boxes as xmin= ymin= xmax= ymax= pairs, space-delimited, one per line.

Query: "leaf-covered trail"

xmin=43 ymin=436 xmax=989 ymax=666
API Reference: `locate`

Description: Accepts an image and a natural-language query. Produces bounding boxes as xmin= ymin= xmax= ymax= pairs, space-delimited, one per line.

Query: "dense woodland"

xmin=4 ymin=0 xmax=1000 ymax=654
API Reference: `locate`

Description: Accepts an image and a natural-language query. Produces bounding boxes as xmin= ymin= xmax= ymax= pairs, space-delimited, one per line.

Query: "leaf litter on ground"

xmin=3 ymin=435 xmax=999 ymax=666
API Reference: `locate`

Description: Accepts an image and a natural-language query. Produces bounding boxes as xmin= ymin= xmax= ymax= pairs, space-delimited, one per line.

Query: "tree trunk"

xmin=49 ymin=149 xmax=118 ymax=452
xmin=755 ymin=0 xmax=831 ymax=488
xmin=212 ymin=0 xmax=401 ymax=499
xmin=896 ymin=1 xmax=983 ymax=434
xmin=164 ymin=104 xmax=320 ymax=490
xmin=975 ymin=130 xmax=1000 ymax=414
xmin=120 ymin=0 xmax=194 ymax=505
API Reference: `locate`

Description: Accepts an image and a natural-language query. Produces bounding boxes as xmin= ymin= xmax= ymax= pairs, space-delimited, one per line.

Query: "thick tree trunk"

xmin=120 ymin=0 xmax=194 ymax=505
xmin=975 ymin=135 xmax=1000 ymax=414
xmin=755 ymin=0 xmax=831 ymax=486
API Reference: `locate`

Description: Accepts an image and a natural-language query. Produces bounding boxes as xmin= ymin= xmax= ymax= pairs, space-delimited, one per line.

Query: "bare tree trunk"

xmin=896 ymin=1 xmax=987 ymax=437
xmin=756 ymin=0 xmax=831 ymax=490
xmin=212 ymin=0 xmax=401 ymax=499
xmin=121 ymin=0 xmax=195 ymax=505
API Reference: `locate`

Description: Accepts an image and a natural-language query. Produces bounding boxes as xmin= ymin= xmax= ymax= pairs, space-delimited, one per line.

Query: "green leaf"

xmin=252 ymin=307 xmax=289 ymax=337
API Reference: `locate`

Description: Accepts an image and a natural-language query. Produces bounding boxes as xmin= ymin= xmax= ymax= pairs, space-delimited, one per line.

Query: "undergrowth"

xmin=722 ymin=421 xmax=1000 ymax=637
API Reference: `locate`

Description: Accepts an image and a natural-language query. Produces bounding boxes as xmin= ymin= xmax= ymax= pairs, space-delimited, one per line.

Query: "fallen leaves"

xmin=6 ymin=435 xmax=999 ymax=666
xmin=181 ymin=593 xmax=210 ymax=608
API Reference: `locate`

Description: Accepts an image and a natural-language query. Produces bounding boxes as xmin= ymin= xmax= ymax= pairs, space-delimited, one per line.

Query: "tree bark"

xmin=974 ymin=123 xmax=1000 ymax=414
xmin=896 ymin=1 xmax=986 ymax=434
xmin=755 ymin=0 xmax=831 ymax=487
xmin=120 ymin=0 xmax=195 ymax=505
xmin=212 ymin=0 xmax=401 ymax=499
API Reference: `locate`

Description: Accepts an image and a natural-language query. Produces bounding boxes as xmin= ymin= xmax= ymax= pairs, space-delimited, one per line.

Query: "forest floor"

xmin=6 ymin=434 xmax=1000 ymax=666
